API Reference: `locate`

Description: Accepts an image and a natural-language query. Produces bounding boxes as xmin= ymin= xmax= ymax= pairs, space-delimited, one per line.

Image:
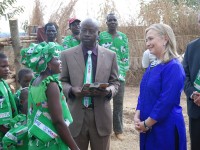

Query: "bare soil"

xmin=110 ymin=87 xmax=190 ymax=150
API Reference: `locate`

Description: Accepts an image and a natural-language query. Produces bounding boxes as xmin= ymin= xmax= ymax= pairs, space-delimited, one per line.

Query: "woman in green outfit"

xmin=21 ymin=42 xmax=80 ymax=150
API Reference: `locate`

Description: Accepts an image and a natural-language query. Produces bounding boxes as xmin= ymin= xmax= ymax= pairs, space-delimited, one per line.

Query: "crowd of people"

xmin=0 ymin=12 xmax=200 ymax=150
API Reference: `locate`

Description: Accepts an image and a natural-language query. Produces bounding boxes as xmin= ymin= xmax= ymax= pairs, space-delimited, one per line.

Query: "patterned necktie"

xmin=83 ymin=50 xmax=93 ymax=107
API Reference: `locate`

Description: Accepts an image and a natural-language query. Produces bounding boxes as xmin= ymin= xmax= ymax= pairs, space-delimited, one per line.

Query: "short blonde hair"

xmin=145 ymin=23 xmax=180 ymax=63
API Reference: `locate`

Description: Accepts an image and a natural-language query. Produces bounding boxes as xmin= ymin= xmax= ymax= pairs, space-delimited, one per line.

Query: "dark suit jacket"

xmin=60 ymin=44 xmax=119 ymax=137
xmin=183 ymin=38 xmax=200 ymax=118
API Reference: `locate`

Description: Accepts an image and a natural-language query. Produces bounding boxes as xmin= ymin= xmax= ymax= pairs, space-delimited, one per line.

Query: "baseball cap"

xmin=68 ymin=18 xmax=81 ymax=25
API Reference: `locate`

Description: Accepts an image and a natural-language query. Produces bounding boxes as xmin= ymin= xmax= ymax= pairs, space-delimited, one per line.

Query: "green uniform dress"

xmin=0 ymin=79 xmax=18 ymax=149
xmin=99 ymin=31 xmax=130 ymax=81
xmin=2 ymin=114 xmax=28 ymax=150
xmin=27 ymin=76 xmax=73 ymax=150
xmin=62 ymin=35 xmax=80 ymax=50
xmin=2 ymin=89 xmax=29 ymax=150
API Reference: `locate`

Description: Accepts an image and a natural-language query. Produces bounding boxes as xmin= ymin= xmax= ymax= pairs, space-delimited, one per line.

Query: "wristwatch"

xmin=144 ymin=120 xmax=151 ymax=130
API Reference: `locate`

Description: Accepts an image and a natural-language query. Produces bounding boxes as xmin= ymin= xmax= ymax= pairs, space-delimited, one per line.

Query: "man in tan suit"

xmin=60 ymin=18 xmax=119 ymax=150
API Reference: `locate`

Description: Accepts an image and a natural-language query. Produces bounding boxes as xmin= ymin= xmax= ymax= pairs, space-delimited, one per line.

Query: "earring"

xmin=48 ymin=67 xmax=53 ymax=75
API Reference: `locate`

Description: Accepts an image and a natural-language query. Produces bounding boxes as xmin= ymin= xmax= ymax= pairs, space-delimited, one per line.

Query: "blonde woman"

xmin=134 ymin=23 xmax=187 ymax=150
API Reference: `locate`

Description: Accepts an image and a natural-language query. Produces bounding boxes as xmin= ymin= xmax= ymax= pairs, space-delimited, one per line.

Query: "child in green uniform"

xmin=0 ymin=53 xmax=18 ymax=149
xmin=21 ymin=42 xmax=80 ymax=150
xmin=14 ymin=68 xmax=34 ymax=114
xmin=2 ymin=68 xmax=34 ymax=150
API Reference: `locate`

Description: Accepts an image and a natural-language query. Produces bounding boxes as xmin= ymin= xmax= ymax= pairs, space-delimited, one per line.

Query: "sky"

xmin=0 ymin=0 xmax=150 ymax=32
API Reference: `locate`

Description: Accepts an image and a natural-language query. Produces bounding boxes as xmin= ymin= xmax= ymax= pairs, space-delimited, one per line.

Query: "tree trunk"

xmin=9 ymin=19 xmax=22 ymax=88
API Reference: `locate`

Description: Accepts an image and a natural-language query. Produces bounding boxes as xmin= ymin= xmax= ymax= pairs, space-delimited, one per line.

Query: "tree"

xmin=30 ymin=0 xmax=44 ymax=26
xmin=96 ymin=0 xmax=119 ymax=26
xmin=0 ymin=0 xmax=24 ymax=18
xmin=138 ymin=0 xmax=199 ymax=35
xmin=49 ymin=0 xmax=78 ymax=36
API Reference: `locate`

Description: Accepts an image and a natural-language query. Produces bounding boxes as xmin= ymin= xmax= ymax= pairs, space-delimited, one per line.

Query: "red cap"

xmin=68 ymin=18 xmax=81 ymax=25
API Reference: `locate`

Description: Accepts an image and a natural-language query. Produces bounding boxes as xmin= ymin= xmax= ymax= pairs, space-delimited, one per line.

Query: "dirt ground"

xmin=110 ymin=87 xmax=190 ymax=150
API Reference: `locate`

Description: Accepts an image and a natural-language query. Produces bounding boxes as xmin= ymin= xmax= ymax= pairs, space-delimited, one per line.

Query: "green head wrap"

xmin=21 ymin=42 xmax=63 ymax=73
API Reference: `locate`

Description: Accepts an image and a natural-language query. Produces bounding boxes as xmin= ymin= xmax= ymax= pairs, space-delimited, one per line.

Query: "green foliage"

xmin=0 ymin=0 xmax=24 ymax=18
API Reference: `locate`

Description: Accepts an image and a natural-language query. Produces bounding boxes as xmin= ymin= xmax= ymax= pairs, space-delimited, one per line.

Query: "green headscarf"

xmin=21 ymin=42 xmax=62 ymax=73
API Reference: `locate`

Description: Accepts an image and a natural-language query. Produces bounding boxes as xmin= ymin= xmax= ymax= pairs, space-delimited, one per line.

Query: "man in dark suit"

xmin=182 ymin=13 xmax=200 ymax=150
xmin=60 ymin=18 xmax=119 ymax=150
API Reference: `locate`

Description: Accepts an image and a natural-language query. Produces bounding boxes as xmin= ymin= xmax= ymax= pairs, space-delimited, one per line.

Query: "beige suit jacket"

xmin=60 ymin=44 xmax=119 ymax=137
